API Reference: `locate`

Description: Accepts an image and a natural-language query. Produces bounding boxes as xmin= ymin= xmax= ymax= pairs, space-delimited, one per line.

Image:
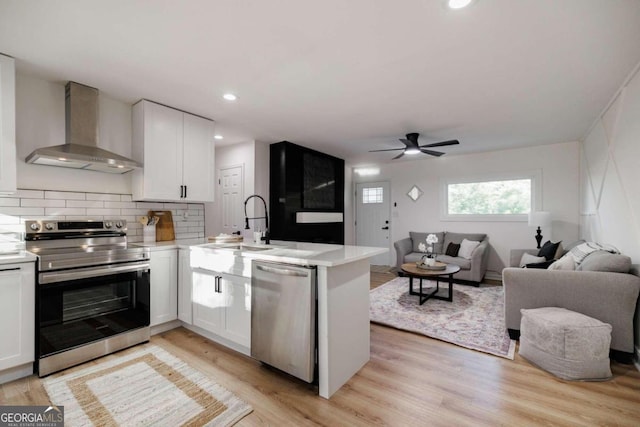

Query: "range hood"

xmin=25 ymin=81 xmax=141 ymax=174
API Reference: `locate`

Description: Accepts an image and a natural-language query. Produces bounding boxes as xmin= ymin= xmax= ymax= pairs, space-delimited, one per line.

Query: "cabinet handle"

xmin=215 ymin=276 xmax=221 ymax=293
xmin=184 ymin=185 xmax=187 ymax=199
xmin=0 ymin=267 xmax=20 ymax=274
xmin=180 ymin=185 xmax=185 ymax=198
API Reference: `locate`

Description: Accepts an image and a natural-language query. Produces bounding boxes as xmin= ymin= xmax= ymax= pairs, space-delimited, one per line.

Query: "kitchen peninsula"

xmin=188 ymin=240 xmax=387 ymax=399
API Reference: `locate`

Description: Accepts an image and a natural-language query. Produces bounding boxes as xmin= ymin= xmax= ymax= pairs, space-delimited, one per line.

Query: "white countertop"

xmin=191 ymin=240 xmax=387 ymax=267
xmin=130 ymin=238 xmax=208 ymax=251
xmin=0 ymin=251 xmax=37 ymax=265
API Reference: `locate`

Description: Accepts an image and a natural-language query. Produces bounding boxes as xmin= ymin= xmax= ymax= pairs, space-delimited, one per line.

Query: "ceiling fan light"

xmin=448 ymin=0 xmax=473 ymax=9
xmin=405 ymin=148 xmax=420 ymax=155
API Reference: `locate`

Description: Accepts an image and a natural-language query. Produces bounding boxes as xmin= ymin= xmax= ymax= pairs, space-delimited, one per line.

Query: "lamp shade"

xmin=528 ymin=211 xmax=551 ymax=227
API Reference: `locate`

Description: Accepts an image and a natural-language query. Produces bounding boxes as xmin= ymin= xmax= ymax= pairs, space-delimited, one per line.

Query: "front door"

xmin=355 ymin=181 xmax=391 ymax=265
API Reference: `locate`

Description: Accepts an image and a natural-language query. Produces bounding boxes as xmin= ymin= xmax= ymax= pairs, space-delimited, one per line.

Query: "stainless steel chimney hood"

xmin=25 ymin=82 xmax=141 ymax=174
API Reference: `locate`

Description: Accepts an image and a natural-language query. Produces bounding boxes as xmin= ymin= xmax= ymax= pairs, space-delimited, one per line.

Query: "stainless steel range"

xmin=26 ymin=219 xmax=151 ymax=377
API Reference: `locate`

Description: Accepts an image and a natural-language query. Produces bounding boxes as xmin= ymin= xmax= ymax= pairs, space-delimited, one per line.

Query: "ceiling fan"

xmin=369 ymin=133 xmax=460 ymax=159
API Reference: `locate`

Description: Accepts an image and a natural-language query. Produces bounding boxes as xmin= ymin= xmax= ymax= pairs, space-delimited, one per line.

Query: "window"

xmin=441 ymin=171 xmax=541 ymax=221
xmin=362 ymin=187 xmax=383 ymax=204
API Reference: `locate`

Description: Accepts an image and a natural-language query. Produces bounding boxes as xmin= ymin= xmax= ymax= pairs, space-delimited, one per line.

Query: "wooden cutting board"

xmin=148 ymin=210 xmax=175 ymax=241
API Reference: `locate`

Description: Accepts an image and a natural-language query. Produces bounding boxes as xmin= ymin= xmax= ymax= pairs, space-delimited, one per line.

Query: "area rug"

xmin=370 ymin=277 xmax=516 ymax=359
xmin=42 ymin=344 xmax=252 ymax=426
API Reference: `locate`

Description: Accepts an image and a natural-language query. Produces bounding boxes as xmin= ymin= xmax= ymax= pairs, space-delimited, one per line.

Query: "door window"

xmin=362 ymin=187 xmax=383 ymax=204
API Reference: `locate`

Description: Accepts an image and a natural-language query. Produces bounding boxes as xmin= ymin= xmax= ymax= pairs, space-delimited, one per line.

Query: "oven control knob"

xmin=104 ymin=222 xmax=113 ymax=229
xmin=45 ymin=223 xmax=55 ymax=231
xmin=115 ymin=221 xmax=124 ymax=228
xmin=30 ymin=223 xmax=40 ymax=231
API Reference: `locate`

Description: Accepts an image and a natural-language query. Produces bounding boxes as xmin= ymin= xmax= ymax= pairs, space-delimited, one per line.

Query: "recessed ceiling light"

xmin=223 ymin=93 xmax=237 ymax=101
xmin=214 ymin=135 xmax=223 ymax=140
xmin=448 ymin=0 xmax=473 ymax=9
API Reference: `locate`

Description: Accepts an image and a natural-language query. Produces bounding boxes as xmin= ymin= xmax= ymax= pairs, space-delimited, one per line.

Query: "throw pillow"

xmin=445 ymin=242 xmax=461 ymax=257
xmin=458 ymin=238 xmax=480 ymax=260
xmin=554 ymin=242 xmax=565 ymax=259
xmin=520 ymin=253 xmax=546 ymax=268
xmin=537 ymin=240 xmax=561 ymax=261
xmin=568 ymin=242 xmax=620 ymax=266
xmin=547 ymin=254 xmax=575 ymax=270
xmin=577 ymin=251 xmax=631 ymax=273
xmin=525 ymin=260 xmax=556 ymax=269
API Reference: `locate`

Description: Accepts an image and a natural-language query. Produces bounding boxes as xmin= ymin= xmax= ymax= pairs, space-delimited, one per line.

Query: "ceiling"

xmin=1 ymin=0 xmax=640 ymax=166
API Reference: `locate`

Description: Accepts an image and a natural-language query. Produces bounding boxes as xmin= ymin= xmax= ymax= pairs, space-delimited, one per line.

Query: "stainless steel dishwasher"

xmin=251 ymin=260 xmax=317 ymax=383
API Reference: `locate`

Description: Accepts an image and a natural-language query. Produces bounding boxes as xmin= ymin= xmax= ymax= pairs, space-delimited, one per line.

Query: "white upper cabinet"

xmin=0 ymin=54 xmax=16 ymax=194
xmin=132 ymin=100 xmax=215 ymax=202
xmin=182 ymin=112 xmax=216 ymax=201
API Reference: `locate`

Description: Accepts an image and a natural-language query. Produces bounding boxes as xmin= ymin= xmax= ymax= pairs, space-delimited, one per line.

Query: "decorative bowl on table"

xmin=417 ymin=261 xmax=447 ymax=270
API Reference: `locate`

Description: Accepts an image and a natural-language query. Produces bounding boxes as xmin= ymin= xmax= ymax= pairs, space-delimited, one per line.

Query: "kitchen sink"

xmin=200 ymin=243 xmax=279 ymax=252
xmin=239 ymin=244 xmax=273 ymax=251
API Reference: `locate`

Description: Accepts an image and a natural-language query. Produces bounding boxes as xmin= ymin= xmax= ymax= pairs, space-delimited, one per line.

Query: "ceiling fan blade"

xmin=420 ymin=148 xmax=445 ymax=157
xmin=419 ymin=139 xmax=460 ymax=148
xmin=369 ymin=148 xmax=404 ymax=153
xmin=392 ymin=151 xmax=405 ymax=160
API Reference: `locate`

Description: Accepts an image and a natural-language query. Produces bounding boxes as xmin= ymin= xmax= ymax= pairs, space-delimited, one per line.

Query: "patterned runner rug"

xmin=43 ymin=344 xmax=252 ymax=426
xmin=370 ymin=278 xmax=516 ymax=359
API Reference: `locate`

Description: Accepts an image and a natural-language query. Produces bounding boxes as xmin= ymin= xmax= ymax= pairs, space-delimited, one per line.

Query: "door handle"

xmin=381 ymin=226 xmax=389 ymax=230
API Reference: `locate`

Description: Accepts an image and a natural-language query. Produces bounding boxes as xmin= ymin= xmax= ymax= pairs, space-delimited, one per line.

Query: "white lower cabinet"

xmin=0 ymin=262 xmax=35 ymax=372
xmin=149 ymin=249 xmax=178 ymax=327
xmin=178 ymin=248 xmax=193 ymax=324
xmin=192 ymin=268 xmax=251 ymax=348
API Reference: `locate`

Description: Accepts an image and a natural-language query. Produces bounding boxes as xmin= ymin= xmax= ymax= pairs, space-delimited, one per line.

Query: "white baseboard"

xmin=182 ymin=324 xmax=250 ymax=357
xmin=0 ymin=363 xmax=34 ymax=385
xmin=150 ymin=319 xmax=182 ymax=336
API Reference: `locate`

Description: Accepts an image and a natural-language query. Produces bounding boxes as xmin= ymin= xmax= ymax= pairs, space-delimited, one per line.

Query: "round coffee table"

xmin=401 ymin=263 xmax=461 ymax=305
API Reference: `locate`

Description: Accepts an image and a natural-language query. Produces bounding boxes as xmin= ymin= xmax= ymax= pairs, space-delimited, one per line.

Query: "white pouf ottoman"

xmin=519 ymin=307 xmax=612 ymax=381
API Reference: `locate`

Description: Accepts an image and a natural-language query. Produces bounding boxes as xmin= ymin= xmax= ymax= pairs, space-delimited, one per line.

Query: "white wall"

xmin=344 ymin=166 xmax=355 ymax=245
xmin=579 ymin=64 xmax=640 ymax=359
xmin=354 ymin=141 xmax=581 ymax=276
xmin=580 ymin=66 xmax=640 ymax=261
xmin=15 ymin=73 xmax=132 ymax=193
xmin=205 ymin=140 xmax=270 ymax=239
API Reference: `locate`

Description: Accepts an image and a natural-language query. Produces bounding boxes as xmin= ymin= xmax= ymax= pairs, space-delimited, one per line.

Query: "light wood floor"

xmin=2 ymin=269 xmax=640 ymax=426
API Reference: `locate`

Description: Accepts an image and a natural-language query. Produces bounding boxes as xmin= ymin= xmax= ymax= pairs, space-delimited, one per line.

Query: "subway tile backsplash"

xmin=0 ymin=189 xmax=205 ymax=242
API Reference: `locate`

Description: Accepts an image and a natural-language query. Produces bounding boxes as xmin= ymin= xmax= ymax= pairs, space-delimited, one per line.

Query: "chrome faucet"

xmin=243 ymin=194 xmax=270 ymax=244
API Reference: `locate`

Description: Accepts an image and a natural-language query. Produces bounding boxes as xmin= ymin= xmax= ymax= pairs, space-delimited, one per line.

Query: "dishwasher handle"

xmin=256 ymin=264 xmax=310 ymax=277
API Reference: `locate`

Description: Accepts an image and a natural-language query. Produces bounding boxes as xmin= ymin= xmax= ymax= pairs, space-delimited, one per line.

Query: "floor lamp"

xmin=528 ymin=211 xmax=551 ymax=249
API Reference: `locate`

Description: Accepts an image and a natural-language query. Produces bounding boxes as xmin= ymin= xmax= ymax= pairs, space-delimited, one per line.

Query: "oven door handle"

xmin=39 ymin=261 xmax=150 ymax=284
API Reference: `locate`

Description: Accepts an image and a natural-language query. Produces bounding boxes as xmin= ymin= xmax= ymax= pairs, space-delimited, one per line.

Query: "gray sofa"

xmin=394 ymin=231 xmax=490 ymax=285
xmin=503 ymin=248 xmax=640 ymax=361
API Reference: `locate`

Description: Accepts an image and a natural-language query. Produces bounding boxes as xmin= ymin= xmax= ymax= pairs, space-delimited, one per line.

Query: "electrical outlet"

xmin=182 ymin=211 xmax=189 ymax=221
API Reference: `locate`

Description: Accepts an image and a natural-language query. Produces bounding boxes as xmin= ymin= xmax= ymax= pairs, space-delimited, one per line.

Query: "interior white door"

xmin=355 ymin=181 xmax=391 ymax=265
xmin=219 ymin=165 xmax=243 ymax=234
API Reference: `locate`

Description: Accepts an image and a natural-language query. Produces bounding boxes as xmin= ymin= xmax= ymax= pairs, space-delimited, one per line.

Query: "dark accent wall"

xmin=270 ymin=141 xmax=345 ymax=244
